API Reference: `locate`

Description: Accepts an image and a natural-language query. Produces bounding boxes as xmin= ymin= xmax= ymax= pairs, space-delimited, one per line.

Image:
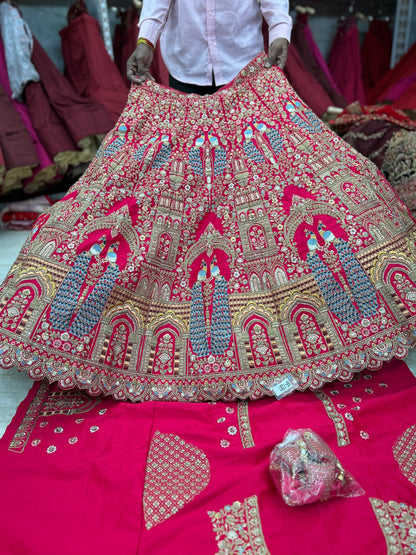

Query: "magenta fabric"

xmin=367 ymin=41 xmax=416 ymax=104
xmin=1 ymin=55 xmax=416 ymax=403
xmin=0 ymin=358 xmax=415 ymax=554
xmin=328 ymin=18 xmax=366 ymax=105
xmin=393 ymin=80 xmax=416 ymax=110
xmin=301 ymin=18 xmax=343 ymax=97
xmin=384 ymin=72 xmax=416 ymax=103
xmin=291 ymin=13 xmax=346 ymax=108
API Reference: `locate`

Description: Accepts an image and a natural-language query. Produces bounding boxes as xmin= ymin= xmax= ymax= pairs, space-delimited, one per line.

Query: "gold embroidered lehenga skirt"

xmin=1 ymin=54 xmax=416 ymax=402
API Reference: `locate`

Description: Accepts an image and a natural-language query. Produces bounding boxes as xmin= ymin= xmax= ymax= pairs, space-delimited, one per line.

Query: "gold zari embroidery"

xmin=8 ymin=381 xmax=50 ymax=453
xmin=8 ymin=383 xmax=101 ymax=453
xmin=238 ymin=400 xmax=255 ymax=448
xmin=370 ymin=497 xmax=416 ymax=554
xmin=208 ymin=495 xmax=270 ymax=554
xmin=143 ymin=431 xmax=210 ymax=529
xmin=393 ymin=425 xmax=416 ymax=486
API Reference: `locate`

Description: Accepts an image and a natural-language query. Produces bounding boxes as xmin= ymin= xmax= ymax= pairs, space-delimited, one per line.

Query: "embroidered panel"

xmin=8 ymin=381 xmax=50 ymax=453
xmin=143 ymin=431 xmax=210 ymax=529
xmin=370 ymin=497 xmax=416 ymax=554
xmin=1 ymin=54 xmax=416 ymax=401
xmin=238 ymin=400 xmax=255 ymax=448
xmin=393 ymin=425 xmax=416 ymax=486
xmin=207 ymin=495 xmax=271 ymax=555
xmin=8 ymin=382 xmax=101 ymax=453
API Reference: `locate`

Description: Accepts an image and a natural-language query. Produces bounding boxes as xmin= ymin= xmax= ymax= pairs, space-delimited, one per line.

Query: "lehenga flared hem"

xmin=1 ymin=54 xmax=416 ymax=402
xmin=0 ymin=323 xmax=415 ymax=402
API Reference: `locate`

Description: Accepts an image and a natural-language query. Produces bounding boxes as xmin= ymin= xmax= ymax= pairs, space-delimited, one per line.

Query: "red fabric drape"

xmin=31 ymin=37 xmax=113 ymax=145
xmin=0 ymin=82 xmax=38 ymax=174
xmin=291 ymin=13 xmax=346 ymax=108
xmin=361 ymin=20 xmax=392 ymax=97
xmin=262 ymin=18 xmax=333 ymax=115
xmin=24 ymin=81 xmax=78 ymax=159
xmin=392 ymin=80 xmax=416 ymax=110
xmin=328 ymin=18 xmax=366 ymax=105
xmin=60 ymin=12 xmax=129 ymax=124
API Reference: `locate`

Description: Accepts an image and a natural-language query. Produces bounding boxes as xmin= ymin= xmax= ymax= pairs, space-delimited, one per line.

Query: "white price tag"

xmin=271 ymin=375 xmax=298 ymax=400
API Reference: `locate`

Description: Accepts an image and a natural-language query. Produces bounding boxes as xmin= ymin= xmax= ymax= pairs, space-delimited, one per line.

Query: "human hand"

xmin=265 ymin=38 xmax=289 ymax=70
xmin=126 ymin=43 xmax=155 ymax=85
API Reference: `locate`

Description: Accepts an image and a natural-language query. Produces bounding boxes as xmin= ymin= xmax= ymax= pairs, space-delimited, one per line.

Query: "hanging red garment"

xmin=361 ymin=20 xmax=392 ymax=97
xmin=284 ymin=43 xmax=334 ymax=116
xmin=24 ymin=81 xmax=83 ymax=174
xmin=30 ymin=37 xmax=113 ymax=150
xmin=113 ymin=6 xmax=138 ymax=88
xmin=262 ymin=18 xmax=332 ymax=116
xmin=0 ymin=38 xmax=57 ymax=194
xmin=291 ymin=13 xmax=346 ymax=108
xmin=60 ymin=10 xmax=129 ymax=125
xmin=0 ymin=82 xmax=39 ymax=195
xmin=328 ymin=18 xmax=366 ymax=105
xmin=367 ymin=41 xmax=416 ymax=104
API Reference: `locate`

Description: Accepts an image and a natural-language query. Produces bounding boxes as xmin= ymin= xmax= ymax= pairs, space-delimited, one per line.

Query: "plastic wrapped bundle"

xmin=269 ymin=429 xmax=365 ymax=506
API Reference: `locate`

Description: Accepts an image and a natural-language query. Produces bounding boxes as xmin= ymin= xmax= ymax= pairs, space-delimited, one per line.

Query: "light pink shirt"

xmin=138 ymin=0 xmax=292 ymax=86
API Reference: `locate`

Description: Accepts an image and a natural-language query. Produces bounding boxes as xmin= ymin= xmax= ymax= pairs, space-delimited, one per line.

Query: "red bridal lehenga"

xmin=1 ymin=54 xmax=416 ymax=402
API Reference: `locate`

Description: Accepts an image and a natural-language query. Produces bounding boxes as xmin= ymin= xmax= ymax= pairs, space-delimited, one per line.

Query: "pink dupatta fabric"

xmin=0 ymin=358 xmax=415 ymax=553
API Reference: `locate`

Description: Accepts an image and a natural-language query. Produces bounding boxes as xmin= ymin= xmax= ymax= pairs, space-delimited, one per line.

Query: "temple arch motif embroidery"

xmin=153 ymin=328 xmax=177 ymax=375
xmin=244 ymin=316 xmax=277 ymax=368
xmin=0 ymin=284 xmax=39 ymax=333
xmin=250 ymin=274 xmax=262 ymax=292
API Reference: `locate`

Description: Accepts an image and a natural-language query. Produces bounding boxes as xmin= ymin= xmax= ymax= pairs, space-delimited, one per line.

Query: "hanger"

xmin=339 ymin=1 xmax=355 ymax=22
xmin=355 ymin=11 xmax=373 ymax=23
xmin=294 ymin=5 xmax=316 ymax=16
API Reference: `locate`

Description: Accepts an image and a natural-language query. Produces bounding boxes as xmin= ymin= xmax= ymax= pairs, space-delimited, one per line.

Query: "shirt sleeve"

xmin=260 ymin=0 xmax=292 ymax=44
xmin=137 ymin=0 xmax=173 ymax=46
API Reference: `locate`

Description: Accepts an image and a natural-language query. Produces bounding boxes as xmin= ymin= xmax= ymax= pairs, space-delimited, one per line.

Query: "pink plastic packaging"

xmin=269 ymin=428 xmax=365 ymax=506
